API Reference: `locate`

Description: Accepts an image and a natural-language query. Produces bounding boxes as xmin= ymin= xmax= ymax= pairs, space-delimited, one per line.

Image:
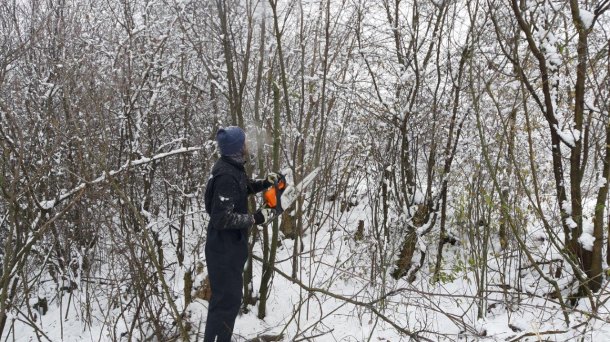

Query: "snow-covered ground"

xmin=6 ymin=192 xmax=610 ymax=341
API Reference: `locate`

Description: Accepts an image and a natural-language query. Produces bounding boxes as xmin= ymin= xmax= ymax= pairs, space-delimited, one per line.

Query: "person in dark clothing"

xmin=203 ymin=126 xmax=278 ymax=342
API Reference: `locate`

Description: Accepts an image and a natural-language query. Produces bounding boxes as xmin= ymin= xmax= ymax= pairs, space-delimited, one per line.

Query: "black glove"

xmin=266 ymin=172 xmax=281 ymax=184
xmin=264 ymin=172 xmax=282 ymax=188
xmin=254 ymin=208 xmax=276 ymax=225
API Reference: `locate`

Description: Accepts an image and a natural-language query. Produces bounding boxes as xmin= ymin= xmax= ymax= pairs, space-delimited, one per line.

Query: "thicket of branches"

xmin=1 ymin=0 xmax=610 ymax=340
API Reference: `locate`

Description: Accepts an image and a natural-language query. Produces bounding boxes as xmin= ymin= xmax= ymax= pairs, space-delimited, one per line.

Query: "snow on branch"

xmin=595 ymin=0 xmax=610 ymax=16
xmin=578 ymin=0 xmax=610 ymax=31
xmin=553 ymin=125 xmax=579 ymax=148
xmin=579 ymin=10 xmax=595 ymax=30
xmin=0 ymin=100 xmax=17 ymax=146
xmin=46 ymin=146 xmax=202 ymax=209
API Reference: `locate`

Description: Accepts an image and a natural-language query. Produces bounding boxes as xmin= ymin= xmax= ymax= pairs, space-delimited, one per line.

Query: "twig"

xmin=509 ymin=329 xmax=569 ymax=342
xmin=51 ymin=146 xmax=202 ymax=208
xmin=251 ymin=254 xmax=432 ymax=342
xmin=11 ymin=306 xmax=54 ymax=342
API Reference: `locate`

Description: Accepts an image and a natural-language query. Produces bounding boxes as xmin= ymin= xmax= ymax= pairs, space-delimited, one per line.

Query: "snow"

xmin=561 ymin=200 xmax=572 ymax=215
xmin=39 ymin=199 xmax=56 ymax=210
xmin=553 ymin=125 xmax=578 ymax=147
xmin=596 ymin=177 xmax=607 ymax=190
xmin=580 ymin=10 xmax=595 ymax=30
xmin=579 ymin=233 xmax=596 ymax=251
xmin=7 ymin=177 xmax=610 ymax=342
xmin=413 ymin=188 xmax=424 ymax=204
xmin=585 ymin=98 xmax=600 ymax=112
xmin=566 ymin=216 xmax=578 ymax=229
xmin=578 ymin=218 xmax=595 ymax=251
xmin=5 ymin=1 xmax=610 ymax=341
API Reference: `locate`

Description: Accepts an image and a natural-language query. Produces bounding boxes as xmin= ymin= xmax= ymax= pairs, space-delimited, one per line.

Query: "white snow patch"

xmin=549 ymin=1 xmax=562 ymax=11
xmin=583 ymin=217 xmax=594 ymax=235
xmin=580 ymin=10 xmax=595 ymax=30
xmin=585 ymin=99 xmax=600 ymax=112
xmin=413 ymin=188 xmax=424 ymax=204
xmin=40 ymin=200 xmax=56 ymax=210
xmin=547 ymin=51 xmax=562 ymax=67
xmin=561 ymin=200 xmax=572 ymax=215
xmin=596 ymin=177 xmax=607 ymax=190
xmin=566 ymin=216 xmax=578 ymax=229
xmin=553 ymin=125 xmax=578 ymax=147
xmin=579 ymin=233 xmax=595 ymax=251
xmin=417 ymin=236 xmax=427 ymax=252
xmin=578 ymin=218 xmax=595 ymax=251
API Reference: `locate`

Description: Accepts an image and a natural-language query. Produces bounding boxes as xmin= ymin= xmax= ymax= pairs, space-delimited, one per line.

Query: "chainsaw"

xmin=261 ymin=167 xmax=321 ymax=219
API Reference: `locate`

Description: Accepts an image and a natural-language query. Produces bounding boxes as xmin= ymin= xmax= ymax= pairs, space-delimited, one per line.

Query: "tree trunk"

xmin=258 ymin=82 xmax=281 ymax=319
xmin=392 ymin=204 xmax=428 ymax=281
xmin=243 ymin=9 xmax=268 ymax=311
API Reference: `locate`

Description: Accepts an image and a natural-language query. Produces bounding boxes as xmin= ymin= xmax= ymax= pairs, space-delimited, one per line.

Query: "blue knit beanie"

xmin=216 ymin=126 xmax=246 ymax=156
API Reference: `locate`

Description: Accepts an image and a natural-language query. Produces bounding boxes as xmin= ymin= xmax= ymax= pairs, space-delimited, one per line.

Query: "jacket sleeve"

xmin=247 ymin=178 xmax=271 ymax=194
xmin=209 ymin=175 xmax=254 ymax=230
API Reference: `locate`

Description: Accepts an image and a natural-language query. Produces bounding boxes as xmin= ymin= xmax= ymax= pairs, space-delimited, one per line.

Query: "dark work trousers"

xmin=203 ymin=228 xmax=248 ymax=342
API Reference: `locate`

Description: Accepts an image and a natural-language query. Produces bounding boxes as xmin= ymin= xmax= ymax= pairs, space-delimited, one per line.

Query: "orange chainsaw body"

xmin=263 ymin=178 xmax=286 ymax=209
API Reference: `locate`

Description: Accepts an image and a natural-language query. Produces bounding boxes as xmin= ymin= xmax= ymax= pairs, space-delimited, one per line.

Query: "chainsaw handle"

xmin=274 ymin=173 xmax=286 ymax=187
xmin=262 ymin=173 xmax=286 ymax=213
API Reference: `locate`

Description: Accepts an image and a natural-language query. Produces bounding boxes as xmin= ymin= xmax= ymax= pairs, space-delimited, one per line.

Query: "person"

xmin=203 ymin=126 xmax=278 ymax=342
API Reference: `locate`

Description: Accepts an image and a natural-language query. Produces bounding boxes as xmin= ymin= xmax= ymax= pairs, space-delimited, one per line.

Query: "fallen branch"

xmin=251 ymin=254 xmax=432 ymax=342
xmin=508 ymin=329 xmax=569 ymax=342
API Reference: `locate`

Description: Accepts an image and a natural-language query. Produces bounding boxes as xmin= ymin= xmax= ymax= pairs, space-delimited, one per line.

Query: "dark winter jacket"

xmin=203 ymin=155 xmax=270 ymax=342
xmin=204 ymin=156 xmax=270 ymax=234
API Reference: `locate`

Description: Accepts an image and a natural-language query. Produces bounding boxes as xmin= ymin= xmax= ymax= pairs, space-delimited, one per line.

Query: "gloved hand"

xmin=266 ymin=172 xmax=281 ymax=184
xmin=253 ymin=207 xmax=277 ymax=225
